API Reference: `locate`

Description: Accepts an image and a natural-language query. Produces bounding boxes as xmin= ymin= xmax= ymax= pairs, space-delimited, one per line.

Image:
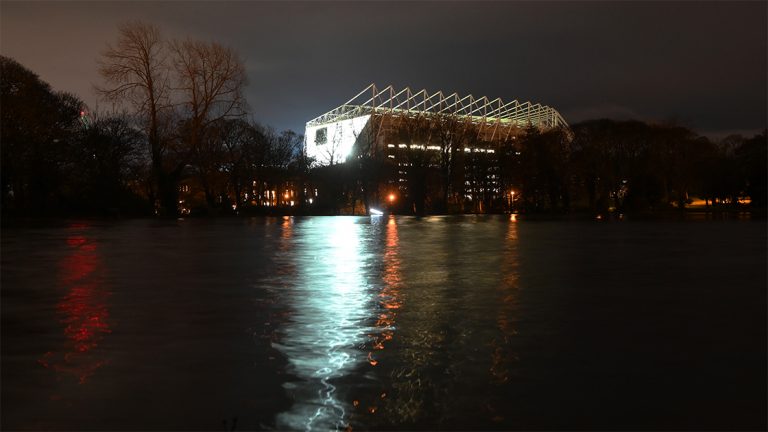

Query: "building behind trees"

xmin=304 ymin=84 xmax=569 ymax=214
xmin=2 ymin=54 xmax=764 ymax=218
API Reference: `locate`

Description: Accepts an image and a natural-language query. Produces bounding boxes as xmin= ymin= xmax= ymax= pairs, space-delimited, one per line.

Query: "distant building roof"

xmin=307 ymin=83 xmax=568 ymax=129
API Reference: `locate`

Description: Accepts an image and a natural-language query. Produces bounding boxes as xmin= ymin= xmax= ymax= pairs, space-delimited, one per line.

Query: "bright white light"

xmin=370 ymin=208 xmax=383 ymax=216
xmin=305 ymin=115 xmax=371 ymax=166
xmin=274 ymin=218 xmax=372 ymax=431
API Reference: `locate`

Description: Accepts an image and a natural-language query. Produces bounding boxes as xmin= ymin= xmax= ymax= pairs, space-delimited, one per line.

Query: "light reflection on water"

xmin=274 ymin=216 xmax=524 ymax=429
xmin=1 ymin=216 xmax=765 ymax=431
xmin=370 ymin=216 xmax=402 ymax=358
xmin=39 ymin=224 xmax=111 ymax=385
xmin=273 ymin=217 xmax=376 ymax=430
xmin=490 ymin=220 xmax=520 ymax=387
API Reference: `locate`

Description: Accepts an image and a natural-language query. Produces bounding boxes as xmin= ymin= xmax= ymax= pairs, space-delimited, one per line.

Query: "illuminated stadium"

xmin=305 ymin=83 xmax=568 ymax=166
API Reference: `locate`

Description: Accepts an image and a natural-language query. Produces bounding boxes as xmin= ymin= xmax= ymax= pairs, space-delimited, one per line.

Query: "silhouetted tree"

xmin=517 ymin=125 xmax=552 ymax=211
xmin=213 ymin=118 xmax=257 ymax=208
xmin=1 ymin=56 xmax=84 ymax=214
xmin=97 ymin=21 xmax=173 ymax=214
xmin=398 ymin=113 xmax=436 ymax=215
xmin=737 ymin=131 xmax=767 ymax=208
xmin=171 ymin=38 xmax=248 ymax=210
xmin=67 ymin=114 xmax=148 ymax=214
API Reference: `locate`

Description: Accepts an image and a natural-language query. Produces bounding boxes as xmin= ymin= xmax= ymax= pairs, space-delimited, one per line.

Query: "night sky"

xmin=2 ymin=1 xmax=766 ymax=138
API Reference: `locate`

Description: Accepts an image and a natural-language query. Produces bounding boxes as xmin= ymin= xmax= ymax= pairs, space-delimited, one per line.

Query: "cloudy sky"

xmin=2 ymin=1 xmax=766 ymax=137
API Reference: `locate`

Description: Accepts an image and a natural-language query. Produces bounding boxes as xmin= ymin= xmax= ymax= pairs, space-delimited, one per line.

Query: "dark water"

xmin=2 ymin=215 xmax=766 ymax=431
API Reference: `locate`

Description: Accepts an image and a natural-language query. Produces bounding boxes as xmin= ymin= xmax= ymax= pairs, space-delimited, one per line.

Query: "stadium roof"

xmin=306 ymin=83 xmax=568 ymax=130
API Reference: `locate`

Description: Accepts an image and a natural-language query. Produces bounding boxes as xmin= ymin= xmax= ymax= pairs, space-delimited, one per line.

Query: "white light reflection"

xmin=274 ymin=217 xmax=372 ymax=431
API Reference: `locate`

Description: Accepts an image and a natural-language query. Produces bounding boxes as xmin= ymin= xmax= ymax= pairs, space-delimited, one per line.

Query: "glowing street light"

xmin=388 ymin=193 xmax=396 ymax=203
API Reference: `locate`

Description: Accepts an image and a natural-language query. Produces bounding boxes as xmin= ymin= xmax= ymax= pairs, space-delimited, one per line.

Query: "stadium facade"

xmin=305 ymin=84 xmax=568 ymax=165
xmin=304 ymin=84 xmax=569 ymax=213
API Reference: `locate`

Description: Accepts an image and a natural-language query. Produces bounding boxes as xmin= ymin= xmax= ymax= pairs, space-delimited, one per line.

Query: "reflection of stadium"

xmin=305 ymin=84 xmax=568 ymax=213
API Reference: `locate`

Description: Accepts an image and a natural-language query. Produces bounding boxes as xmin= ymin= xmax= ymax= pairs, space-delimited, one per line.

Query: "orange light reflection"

xmin=490 ymin=219 xmax=520 ymax=386
xmin=281 ymin=216 xmax=293 ymax=242
xmin=367 ymin=216 xmax=402 ymax=367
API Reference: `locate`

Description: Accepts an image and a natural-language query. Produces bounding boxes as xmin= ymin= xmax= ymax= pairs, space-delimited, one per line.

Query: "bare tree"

xmin=171 ymin=38 xmax=247 ymax=136
xmin=399 ymin=113 xmax=436 ymax=215
xmin=349 ymin=115 xmax=385 ymax=214
xmin=432 ymin=112 xmax=466 ymax=212
xmin=97 ymin=21 xmax=172 ymax=212
xmin=170 ymin=38 xmax=248 ymax=208
xmin=319 ymin=122 xmax=344 ymax=166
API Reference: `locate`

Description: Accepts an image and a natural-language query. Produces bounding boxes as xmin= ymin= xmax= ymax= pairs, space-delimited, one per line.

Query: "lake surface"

xmin=2 ymin=215 xmax=766 ymax=430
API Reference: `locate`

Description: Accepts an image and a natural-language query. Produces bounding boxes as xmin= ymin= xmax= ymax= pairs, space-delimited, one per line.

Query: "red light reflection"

xmin=38 ymin=225 xmax=111 ymax=384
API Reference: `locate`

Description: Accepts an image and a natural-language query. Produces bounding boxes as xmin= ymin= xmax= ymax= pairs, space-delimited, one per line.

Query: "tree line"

xmin=2 ymin=22 xmax=308 ymax=217
xmin=1 ymin=20 xmax=765 ymax=217
xmin=309 ymin=114 xmax=765 ymax=216
xmin=516 ymin=121 xmax=765 ymax=213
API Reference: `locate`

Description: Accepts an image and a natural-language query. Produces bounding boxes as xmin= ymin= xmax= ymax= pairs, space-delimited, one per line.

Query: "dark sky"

xmin=2 ymin=1 xmax=766 ymax=138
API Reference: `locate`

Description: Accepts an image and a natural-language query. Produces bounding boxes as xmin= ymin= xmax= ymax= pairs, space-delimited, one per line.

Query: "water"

xmin=2 ymin=215 xmax=766 ymax=430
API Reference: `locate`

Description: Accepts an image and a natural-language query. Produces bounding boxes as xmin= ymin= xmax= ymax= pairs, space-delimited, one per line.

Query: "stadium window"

xmin=315 ymin=127 xmax=327 ymax=145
